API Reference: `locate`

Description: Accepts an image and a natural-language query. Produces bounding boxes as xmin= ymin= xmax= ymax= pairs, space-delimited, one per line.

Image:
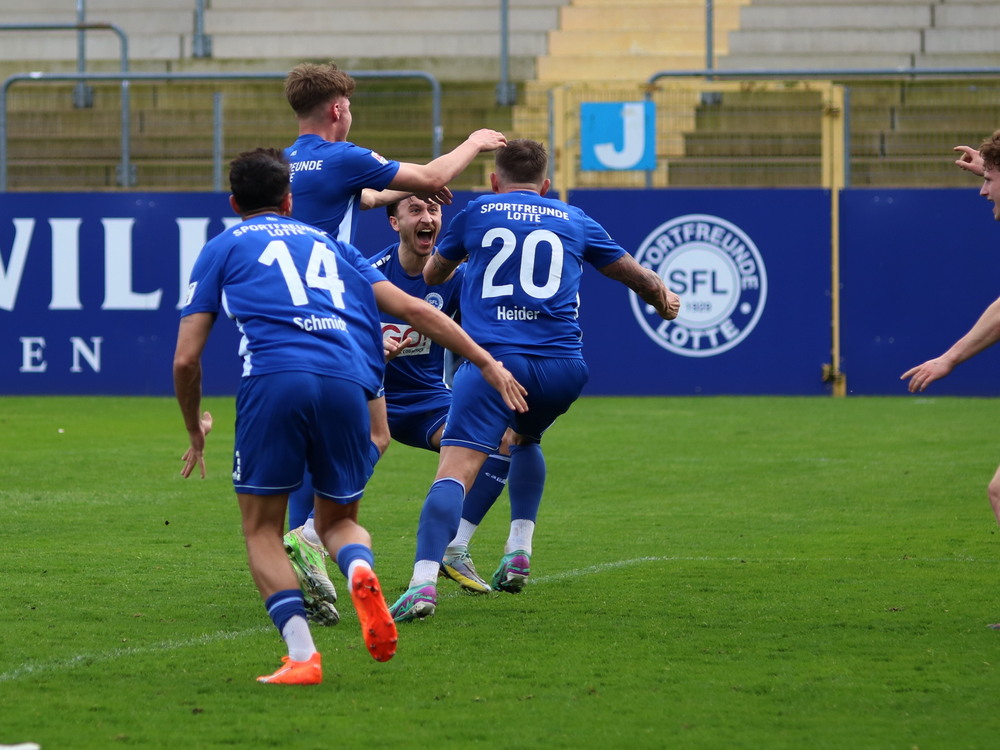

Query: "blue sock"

xmin=415 ymin=478 xmax=465 ymax=563
xmin=463 ymin=454 xmax=510 ymax=525
xmin=265 ymin=588 xmax=307 ymax=634
xmin=508 ymin=443 xmax=546 ymax=523
xmin=288 ymin=471 xmax=314 ymax=531
xmin=336 ymin=543 xmax=375 ymax=577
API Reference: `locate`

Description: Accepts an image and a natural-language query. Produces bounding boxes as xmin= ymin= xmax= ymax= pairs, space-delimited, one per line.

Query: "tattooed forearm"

xmin=599 ymin=256 xmax=679 ymax=320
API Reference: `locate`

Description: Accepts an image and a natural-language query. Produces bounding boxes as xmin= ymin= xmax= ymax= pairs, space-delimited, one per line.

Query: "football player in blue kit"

xmin=173 ymin=148 xmax=526 ymax=683
xmin=370 ymin=196 xmax=514 ymax=593
xmin=287 ymin=196 xmax=513 ymax=599
xmin=283 ymin=60 xmax=507 ymax=241
xmin=389 ymin=139 xmax=681 ymax=622
xmin=280 ymin=60 xmax=508 ymax=622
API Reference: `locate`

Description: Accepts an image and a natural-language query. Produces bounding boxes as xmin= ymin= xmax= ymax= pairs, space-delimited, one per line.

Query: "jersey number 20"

xmin=481 ymin=228 xmax=563 ymax=300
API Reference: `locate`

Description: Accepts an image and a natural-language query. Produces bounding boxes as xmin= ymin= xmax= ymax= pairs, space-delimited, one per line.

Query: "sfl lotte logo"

xmin=630 ymin=214 xmax=767 ymax=358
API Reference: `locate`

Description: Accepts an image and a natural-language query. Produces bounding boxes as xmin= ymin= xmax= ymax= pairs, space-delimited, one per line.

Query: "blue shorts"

xmin=441 ymin=354 xmax=588 ymax=454
xmin=233 ymin=372 xmax=371 ymax=503
xmin=386 ymin=389 xmax=451 ymax=451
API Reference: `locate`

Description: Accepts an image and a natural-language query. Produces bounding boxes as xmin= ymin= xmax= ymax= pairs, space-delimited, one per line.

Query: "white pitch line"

xmin=0 ymin=625 xmax=270 ymax=683
xmin=4 ymin=554 xmax=996 ymax=682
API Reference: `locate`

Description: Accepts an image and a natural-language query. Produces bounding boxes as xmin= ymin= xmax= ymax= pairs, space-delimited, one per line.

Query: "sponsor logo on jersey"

xmin=630 ymin=214 xmax=767 ymax=358
xmin=370 ymin=151 xmax=389 ymax=166
xmin=382 ymin=322 xmax=431 ymax=357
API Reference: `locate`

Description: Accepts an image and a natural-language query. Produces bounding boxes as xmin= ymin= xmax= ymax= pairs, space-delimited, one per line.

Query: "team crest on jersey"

xmin=424 ymin=292 xmax=444 ymax=310
xmin=629 ymin=214 xmax=767 ymax=358
xmin=369 ymin=151 xmax=389 ymax=166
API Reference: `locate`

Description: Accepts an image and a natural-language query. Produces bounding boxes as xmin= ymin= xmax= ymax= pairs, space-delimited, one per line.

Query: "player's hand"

xmin=481 ymin=360 xmax=529 ymax=413
xmin=417 ymin=186 xmax=453 ymax=206
xmin=384 ymin=334 xmax=416 ymax=362
xmin=900 ymin=359 xmax=953 ymax=393
xmin=467 ymin=129 xmax=507 ymax=153
xmin=664 ymin=290 xmax=681 ymax=320
xmin=954 ymin=146 xmax=984 ymax=177
xmin=180 ymin=410 xmax=212 ymax=478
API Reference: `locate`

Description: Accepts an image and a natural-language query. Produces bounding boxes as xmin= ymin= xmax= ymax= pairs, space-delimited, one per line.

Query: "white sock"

xmin=409 ymin=559 xmax=440 ymax=588
xmin=281 ymin=614 xmax=316 ymax=662
xmin=302 ymin=518 xmax=323 ymax=549
xmin=506 ymin=519 xmax=535 ymax=555
xmin=448 ymin=519 xmax=479 ymax=551
xmin=346 ymin=560 xmax=372 ymax=593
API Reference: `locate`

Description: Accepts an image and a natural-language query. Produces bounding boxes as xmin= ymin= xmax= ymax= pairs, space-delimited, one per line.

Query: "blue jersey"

xmin=368 ymin=243 xmax=465 ymax=411
xmin=182 ymin=213 xmax=385 ymax=396
xmin=285 ymin=134 xmax=401 ymax=242
xmin=435 ymin=190 xmax=626 ymax=358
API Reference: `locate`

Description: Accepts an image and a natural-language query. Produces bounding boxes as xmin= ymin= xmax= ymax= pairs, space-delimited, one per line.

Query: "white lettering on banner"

xmin=50 ymin=219 xmax=82 ymax=309
xmin=19 ymin=337 xmax=46 ymax=372
xmin=0 ymin=218 xmax=33 ymax=311
xmin=630 ymin=214 xmax=767 ymax=358
xmin=102 ymin=218 xmax=163 ymax=310
xmin=15 ymin=336 xmax=104 ymax=373
xmin=1 ymin=214 xmax=240 ymax=312
xmin=70 ymin=337 xmax=103 ymax=372
xmin=177 ymin=218 xmax=210 ymax=310
xmin=594 ymin=102 xmax=648 ymax=170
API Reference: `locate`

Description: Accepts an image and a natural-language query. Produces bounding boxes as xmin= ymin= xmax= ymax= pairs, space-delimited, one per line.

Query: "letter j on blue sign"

xmin=580 ymin=101 xmax=656 ymax=171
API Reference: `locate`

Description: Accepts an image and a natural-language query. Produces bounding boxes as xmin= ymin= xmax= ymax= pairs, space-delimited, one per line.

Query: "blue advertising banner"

xmin=841 ymin=188 xmax=1000 ymax=396
xmin=568 ymin=189 xmax=832 ymax=395
xmin=4 ymin=187 xmax=994 ymax=397
xmin=0 ymin=193 xmax=241 ymax=395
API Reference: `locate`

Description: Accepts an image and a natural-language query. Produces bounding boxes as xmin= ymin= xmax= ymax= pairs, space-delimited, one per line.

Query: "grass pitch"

xmin=3 ymin=395 xmax=1000 ymax=749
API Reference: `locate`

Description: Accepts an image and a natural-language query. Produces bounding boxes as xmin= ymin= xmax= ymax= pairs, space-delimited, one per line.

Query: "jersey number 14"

xmin=258 ymin=240 xmax=347 ymax=308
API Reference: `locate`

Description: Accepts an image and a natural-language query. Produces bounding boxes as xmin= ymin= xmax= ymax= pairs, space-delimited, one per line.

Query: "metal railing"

xmin=0 ymin=69 xmax=443 ymax=191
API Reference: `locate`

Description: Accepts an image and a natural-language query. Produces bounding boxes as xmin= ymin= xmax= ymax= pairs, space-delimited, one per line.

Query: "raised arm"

xmin=361 ymin=186 xmax=454 ymax=210
xmin=598 ymin=254 xmax=680 ymax=320
xmin=372 ymin=280 xmax=528 ymax=412
xmin=388 ymin=129 xmax=507 ymax=195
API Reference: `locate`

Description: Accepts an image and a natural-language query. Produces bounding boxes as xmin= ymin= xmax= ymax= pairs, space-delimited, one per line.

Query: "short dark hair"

xmin=981 ymin=130 xmax=1000 ymax=172
xmin=495 ymin=139 xmax=547 ymax=185
xmin=229 ymin=148 xmax=289 ymax=214
xmin=285 ymin=61 xmax=356 ymax=117
xmin=385 ymin=199 xmax=402 ymax=221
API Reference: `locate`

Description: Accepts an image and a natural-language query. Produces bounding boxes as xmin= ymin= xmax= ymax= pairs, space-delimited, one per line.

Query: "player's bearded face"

xmin=398 ymin=198 xmax=441 ymax=255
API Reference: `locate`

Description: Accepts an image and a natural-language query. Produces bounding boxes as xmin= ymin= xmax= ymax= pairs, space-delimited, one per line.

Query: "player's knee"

xmin=987 ymin=479 xmax=1000 ymax=523
xmin=372 ymin=432 xmax=391 ymax=456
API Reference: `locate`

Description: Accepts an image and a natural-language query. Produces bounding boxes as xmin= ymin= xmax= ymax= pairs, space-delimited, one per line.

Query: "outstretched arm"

xmin=901 ymin=295 xmax=1000 ymax=392
xmin=598 ymin=254 xmax=680 ymax=320
xmin=360 ymin=186 xmax=454 ymax=210
xmin=954 ymin=145 xmax=985 ymax=177
xmin=389 ymin=129 xmax=507 ymax=195
xmin=372 ymin=280 xmax=528 ymax=412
